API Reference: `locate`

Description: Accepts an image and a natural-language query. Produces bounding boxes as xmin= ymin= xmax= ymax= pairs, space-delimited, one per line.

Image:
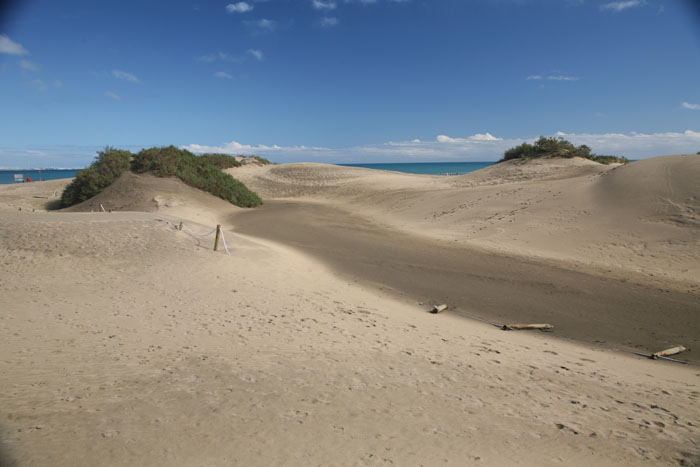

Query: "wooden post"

xmin=214 ymin=224 xmax=222 ymax=251
xmin=178 ymin=221 xmax=183 ymax=231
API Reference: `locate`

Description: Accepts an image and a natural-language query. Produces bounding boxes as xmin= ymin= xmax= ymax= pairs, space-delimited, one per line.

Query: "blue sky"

xmin=1 ymin=0 xmax=699 ymax=167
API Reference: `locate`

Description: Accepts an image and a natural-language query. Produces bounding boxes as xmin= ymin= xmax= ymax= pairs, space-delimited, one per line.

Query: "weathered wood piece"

xmin=651 ymin=345 xmax=687 ymax=360
xmin=430 ymin=304 xmax=448 ymax=314
xmin=502 ymin=323 xmax=554 ymax=331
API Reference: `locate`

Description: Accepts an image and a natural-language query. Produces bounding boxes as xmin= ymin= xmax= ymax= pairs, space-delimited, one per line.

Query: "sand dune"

xmin=230 ymin=155 xmax=700 ymax=290
xmin=1 ymin=158 xmax=699 ymax=465
xmin=63 ymin=171 xmax=244 ymax=229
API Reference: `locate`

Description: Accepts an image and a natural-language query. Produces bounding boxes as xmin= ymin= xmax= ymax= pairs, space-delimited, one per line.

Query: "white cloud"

xmin=682 ymin=102 xmax=700 ymax=110
xmin=111 ymin=70 xmax=140 ymax=83
xmin=53 ymin=80 xmax=63 ymax=88
xmin=247 ymin=49 xmax=264 ymax=61
xmin=547 ymin=75 xmax=580 ymax=81
xmin=226 ymin=2 xmax=253 ymax=13
xmin=246 ymin=18 xmax=277 ymax=33
xmin=104 ymin=91 xmax=121 ymax=100
xmin=600 ymin=0 xmax=645 ymax=12
xmin=29 ymin=79 xmax=48 ymax=92
xmin=312 ymin=0 xmax=337 ymax=10
xmin=197 ymin=52 xmax=241 ymax=63
xmin=320 ymin=17 xmax=338 ymax=27
xmin=437 ymin=133 xmax=503 ymax=143
xmin=214 ymin=71 xmax=233 ymax=79
xmin=182 ymin=130 xmax=700 ymax=163
xmin=0 ymin=144 xmax=106 ymax=169
xmin=527 ymin=74 xmax=580 ymax=81
xmin=20 ymin=59 xmax=40 ymax=71
xmin=0 ymin=34 xmax=28 ymax=55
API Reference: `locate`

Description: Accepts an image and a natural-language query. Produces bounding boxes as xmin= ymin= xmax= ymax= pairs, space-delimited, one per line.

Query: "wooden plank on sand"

xmin=652 ymin=346 xmax=686 ymax=360
xmin=502 ymin=323 xmax=554 ymax=331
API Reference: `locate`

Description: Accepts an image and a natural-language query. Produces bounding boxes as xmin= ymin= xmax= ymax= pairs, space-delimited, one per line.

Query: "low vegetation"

xmin=498 ymin=136 xmax=629 ymax=164
xmin=252 ymin=155 xmax=272 ymax=165
xmin=61 ymin=146 xmax=262 ymax=208
xmin=200 ymin=153 xmax=241 ymax=169
xmin=133 ymin=146 xmax=262 ymax=207
xmin=60 ymin=146 xmax=132 ymax=207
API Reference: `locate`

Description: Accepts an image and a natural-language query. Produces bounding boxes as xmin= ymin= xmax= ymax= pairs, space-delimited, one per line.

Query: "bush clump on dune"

xmin=252 ymin=155 xmax=272 ymax=165
xmin=200 ymin=153 xmax=242 ymax=169
xmin=499 ymin=136 xmax=629 ymax=164
xmin=132 ymin=146 xmax=262 ymax=207
xmin=61 ymin=146 xmax=262 ymax=208
xmin=60 ymin=146 xmax=132 ymax=207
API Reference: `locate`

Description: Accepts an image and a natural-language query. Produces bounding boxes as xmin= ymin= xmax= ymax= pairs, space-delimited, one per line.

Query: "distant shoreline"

xmin=340 ymin=161 xmax=494 ymax=175
xmin=0 ymin=169 xmax=81 ymax=184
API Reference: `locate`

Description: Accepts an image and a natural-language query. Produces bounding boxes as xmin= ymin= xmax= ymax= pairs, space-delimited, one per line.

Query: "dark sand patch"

xmin=231 ymin=200 xmax=700 ymax=363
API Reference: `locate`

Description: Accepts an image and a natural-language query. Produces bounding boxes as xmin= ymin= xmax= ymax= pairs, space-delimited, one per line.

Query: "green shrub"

xmin=200 ymin=153 xmax=241 ymax=169
xmin=499 ymin=136 xmax=628 ymax=164
xmin=589 ymin=154 xmax=630 ymax=165
xmin=133 ymin=146 xmax=262 ymax=207
xmin=252 ymin=155 xmax=271 ymax=165
xmin=60 ymin=146 xmax=132 ymax=207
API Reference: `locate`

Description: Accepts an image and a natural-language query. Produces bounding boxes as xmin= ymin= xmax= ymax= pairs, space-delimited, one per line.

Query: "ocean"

xmin=0 ymin=162 xmax=495 ymax=184
xmin=339 ymin=161 xmax=493 ymax=175
xmin=0 ymin=169 xmax=81 ymax=184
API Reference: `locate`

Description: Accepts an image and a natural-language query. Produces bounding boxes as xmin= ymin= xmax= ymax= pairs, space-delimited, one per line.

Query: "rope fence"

xmin=157 ymin=218 xmax=231 ymax=256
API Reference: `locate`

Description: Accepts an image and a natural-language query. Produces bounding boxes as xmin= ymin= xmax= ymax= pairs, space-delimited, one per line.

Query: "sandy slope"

xmin=1 ymin=163 xmax=699 ymax=465
xmin=228 ymin=155 xmax=700 ymax=291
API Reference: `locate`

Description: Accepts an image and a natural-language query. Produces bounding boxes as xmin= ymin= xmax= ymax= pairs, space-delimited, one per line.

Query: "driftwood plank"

xmin=652 ymin=346 xmax=687 ymax=360
xmin=502 ymin=323 xmax=554 ymax=331
xmin=430 ymin=304 xmax=448 ymax=314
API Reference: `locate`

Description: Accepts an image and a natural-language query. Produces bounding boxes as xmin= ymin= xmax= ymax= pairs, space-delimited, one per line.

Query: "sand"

xmin=1 ymin=157 xmax=699 ymax=466
xmin=228 ymin=155 xmax=700 ymax=292
xmin=229 ymin=201 xmax=700 ymax=362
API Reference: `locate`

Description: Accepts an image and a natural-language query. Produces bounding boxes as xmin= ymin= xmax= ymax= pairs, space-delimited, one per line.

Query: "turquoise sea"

xmin=0 ymin=162 xmax=495 ymax=184
xmin=0 ymin=169 xmax=81 ymax=184
xmin=340 ymin=161 xmax=493 ymax=175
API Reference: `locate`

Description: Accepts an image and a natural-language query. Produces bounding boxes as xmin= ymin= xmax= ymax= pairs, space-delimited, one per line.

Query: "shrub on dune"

xmin=200 ymin=153 xmax=242 ymax=169
xmin=60 ymin=145 xmax=262 ymax=208
xmin=60 ymin=146 xmax=132 ymax=207
xmin=133 ymin=146 xmax=262 ymax=207
xmin=499 ymin=136 xmax=629 ymax=164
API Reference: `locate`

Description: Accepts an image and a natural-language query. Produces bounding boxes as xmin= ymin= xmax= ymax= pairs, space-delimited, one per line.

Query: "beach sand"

xmin=1 ymin=156 xmax=699 ymax=466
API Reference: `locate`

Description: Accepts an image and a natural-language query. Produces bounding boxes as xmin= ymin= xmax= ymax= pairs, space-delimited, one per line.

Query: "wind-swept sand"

xmin=1 ymin=158 xmax=699 ymax=466
xmin=228 ymin=155 xmax=700 ymax=291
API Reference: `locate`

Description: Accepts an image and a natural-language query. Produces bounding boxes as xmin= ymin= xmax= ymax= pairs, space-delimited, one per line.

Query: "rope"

xmin=155 ymin=218 xmax=230 ymax=255
xmin=220 ymin=229 xmax=231 ymax=256
xmin=182 ymin=225 xmax=217 ymax=237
